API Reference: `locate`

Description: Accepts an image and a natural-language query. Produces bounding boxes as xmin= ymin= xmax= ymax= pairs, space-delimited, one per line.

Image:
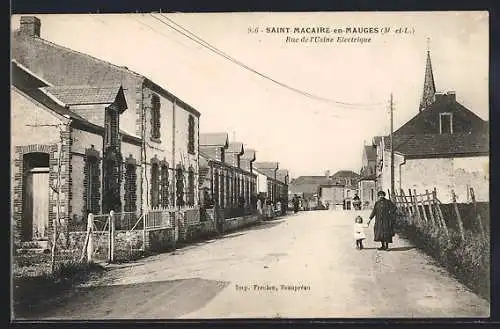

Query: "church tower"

xmin=419 ymin=38 xmax=436 ymax=112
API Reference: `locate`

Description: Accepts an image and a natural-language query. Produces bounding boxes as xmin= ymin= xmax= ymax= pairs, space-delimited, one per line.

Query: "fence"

xmin=69 ymin=206 xmax=200 ymax=264
xmin=391 ymin=187 xmax=488 ymax=244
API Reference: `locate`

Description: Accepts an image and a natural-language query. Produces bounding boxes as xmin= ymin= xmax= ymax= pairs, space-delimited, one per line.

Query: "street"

xmin=34 ymin=210 xmax=489 ymax=319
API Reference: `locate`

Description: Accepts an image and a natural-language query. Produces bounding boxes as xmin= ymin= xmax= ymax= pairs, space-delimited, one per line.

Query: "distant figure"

xmin=353 ymin=193 xmax=361 ymax=210
xmin=292 ymin=195 xmax=300 ymax=213
xmin=367 ymin=191 xmax=397 ymax=250
xmin=353 ymin=215 xmax=368 ymax=250
xmin=256 ymin=198 xmax=263 ymax=216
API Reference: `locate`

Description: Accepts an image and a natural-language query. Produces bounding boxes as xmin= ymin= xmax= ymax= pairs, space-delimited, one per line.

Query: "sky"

xmin=11 ymin=12 xmax=489 ymax=179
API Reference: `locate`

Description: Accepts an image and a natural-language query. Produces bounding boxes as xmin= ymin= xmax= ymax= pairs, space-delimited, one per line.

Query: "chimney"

xmin=435 ymin=91 xmax=456 ymax=103
xmin=20 ymin=16 xmax=41 ymax=37
xmin=325 ymin=170 xmax=330 ymax=178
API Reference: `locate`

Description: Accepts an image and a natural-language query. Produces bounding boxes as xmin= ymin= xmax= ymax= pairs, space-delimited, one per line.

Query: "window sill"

xmin=150 ymin=137 xmax=162 ymax=144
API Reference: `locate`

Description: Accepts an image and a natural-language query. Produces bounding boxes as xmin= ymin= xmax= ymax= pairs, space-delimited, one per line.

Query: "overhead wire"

xmin=150 ymin=13 xmax=385 ymax=111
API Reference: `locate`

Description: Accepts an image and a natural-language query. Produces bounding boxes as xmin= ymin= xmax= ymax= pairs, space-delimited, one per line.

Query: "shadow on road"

xmin=387 ymin=246 xmax=415 ymax=252
xmin=360 ymin=246 xmax=415 ymax=251
xmin=17 ymin=278 xmax=230 ymax=320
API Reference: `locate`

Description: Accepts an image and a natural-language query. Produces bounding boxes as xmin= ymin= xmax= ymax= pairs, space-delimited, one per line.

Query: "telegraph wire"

xmin=150 ymin=13 xmax=384 ymax=110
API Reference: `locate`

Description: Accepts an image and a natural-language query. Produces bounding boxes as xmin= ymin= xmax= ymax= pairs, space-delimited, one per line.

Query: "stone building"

xmin=198 ymin=133 xmax=257 ymax=218
xmin=11 ymin=16 xmax=202 ymax=244
xmin=374 ymin=48 xmax=489 ymax=202
xmin=11 ymin=60 xmax=142 ymax=244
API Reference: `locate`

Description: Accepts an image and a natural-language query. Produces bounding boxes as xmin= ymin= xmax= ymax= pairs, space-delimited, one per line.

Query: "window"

xmin=220 ymin=172 xmax=225 ymax=208
xmin=124 ymin=162 xmax=137 ymax=212
xmin=188 ymin=115 xmax=195 ymax=154
xmin=176 ymin=166 xmax=185 ymax=207
xmin=220 ymin=148 xmax=225 ymax=163
xmin=160 ymin=163 xmax=169 ymax=208
xmin=102 ymin=150 xmax=122 ymax=213
xmin=84 ymin=154 xmax=100 ymax=215
xmin=440 ymin=113 xmax=453 ymax=134
xmin=370 ymin=189 xmax=374 ymax=201
xmin=213 ymin=170 xmax=219 ymax=206
xmin=187 ymin=167 xmax=195 ymax=206
xmin=104 ymin=108 xmax=119 ymax=148
xmin=151 ymin=162 xmax=160 ymax=208
xmin=151 ymin=94 xmax=161 ymax=140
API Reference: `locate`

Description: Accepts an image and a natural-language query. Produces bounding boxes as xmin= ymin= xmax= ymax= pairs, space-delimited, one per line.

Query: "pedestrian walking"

xmin=367 ymin=191 xmax=397 ymax=250
xmin=353 ymin=193 xmax=361 ymax=210
xmin=292 ymin=194 xmax=300 ymax=213
xmin=353 ymin=215 xmax=368 ymax=250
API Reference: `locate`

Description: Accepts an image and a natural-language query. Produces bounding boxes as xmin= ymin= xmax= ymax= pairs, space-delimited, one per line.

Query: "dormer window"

xmin=440 ymin=112 xmax=453 ymax=134
xmin=104 ymin=107 xmax=119 ymax=149
xmin=151 ymin=94 xmax=161 ymax=141
xmin=220 ymin=148 xmax=225 ymax=163
xmin=188 ymin=115 xmax=195 ymax=154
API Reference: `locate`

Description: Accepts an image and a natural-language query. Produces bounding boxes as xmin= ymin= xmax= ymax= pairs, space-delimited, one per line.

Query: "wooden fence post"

xmin=109 ymin=210 xmax=115 ymax=263
xmin=412 ymin=189 xmax=422 ymax=225
xmin=469 ymin=187 xmax=486 ymax=240
xmin=142 ymin=212 xmax=147 ymax=252
xmin=417 ymin=191 xmax=428 ymax=224
xmin=87 ymin=213 xmax=94 ymax=263
xmin=432 ymin=188 xmax=449 ymax=237
xmin=425 ymin=189 xmax=436 ymax=227
xmin=451 ymin=189 xmax=465 ymax=242
xmin=400 ymin=189 xmax=412 ymax=217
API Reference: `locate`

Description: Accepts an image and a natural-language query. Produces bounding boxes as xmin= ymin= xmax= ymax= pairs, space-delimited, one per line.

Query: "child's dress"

xmin=354 ymin=223 xmax=367 ymax=240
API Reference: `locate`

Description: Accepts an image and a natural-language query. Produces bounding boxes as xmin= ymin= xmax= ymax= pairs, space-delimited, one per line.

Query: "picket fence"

xmin=391 ymin=187 xmax=487 ymax=243
xmin=78 ymin=206 xmax=197 ymax=263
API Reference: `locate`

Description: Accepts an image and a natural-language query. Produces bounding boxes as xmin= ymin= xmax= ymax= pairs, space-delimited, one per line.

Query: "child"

xmin=354 ymin=215 xmax=368 ymax=250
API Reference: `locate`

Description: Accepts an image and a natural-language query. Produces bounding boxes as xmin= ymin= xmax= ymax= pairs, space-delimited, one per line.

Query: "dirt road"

xmin=23 ymin=210 xmax=489 ymax=319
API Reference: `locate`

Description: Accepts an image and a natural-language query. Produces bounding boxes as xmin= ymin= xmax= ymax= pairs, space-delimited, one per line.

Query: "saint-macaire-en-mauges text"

xmin=247 ymin=26 xmax=415 ymax=44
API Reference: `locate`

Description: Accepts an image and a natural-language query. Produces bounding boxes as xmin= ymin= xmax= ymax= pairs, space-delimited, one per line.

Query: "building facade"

xmin=12 ymin=16 xmax=202 ymax=244
xmin=12 ymin=16 xmax=201 ymax=215
xmin=373 ymin=49 xmax=489 ymax=203
xmin=11 ymin=61 xmax=142 ymax=244
xmin=199 ymin=133 xmax=257 ymax=218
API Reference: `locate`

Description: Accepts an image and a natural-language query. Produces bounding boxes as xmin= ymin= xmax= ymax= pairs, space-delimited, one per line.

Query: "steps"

xmin=16 ymin=240 xmax=50 ymax=254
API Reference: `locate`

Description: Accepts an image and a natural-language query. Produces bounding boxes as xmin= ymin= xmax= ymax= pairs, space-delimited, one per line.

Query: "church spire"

xmin=419 ymin=38 xmax=436 ymax=112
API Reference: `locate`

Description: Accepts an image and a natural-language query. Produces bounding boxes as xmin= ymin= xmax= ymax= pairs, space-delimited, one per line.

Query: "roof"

xmin=359 ymin=174 xmax=376 ymax=181
xmin=364 ymin=145 xmax=377 ymax=161
xmin=199 ymin=132 xmax=229 ymax=147
xmin=254 ymin=162 xmax=279 ymax=170
xmin=42 ymin=85 xmax=126 ymax=107
xmin=384 ymin=133 xmax=489 ymax=157
xmin=256 ymin=168 xmax=277 ymax=179
xmin=227 ymin=142 xmax=244 ymax=154
xmin=12 ymin=25 xmax=201 ymax=117
xmin=276 ymin=169 xmax=289 ymax=183
xmin=331 ymin=170 xmax=360 ymax=179
xmin=12 ymin=60 xmax=141 ymax=144
xmin=289 ymin=176 xmax=334 ymax=194
xmin=241 ymin=148 xmax=256 ymax=161
xmin=394 ymin=93 xmax=488 ymax=135
xmin=373 ymin=136 xmax=383 ymax=146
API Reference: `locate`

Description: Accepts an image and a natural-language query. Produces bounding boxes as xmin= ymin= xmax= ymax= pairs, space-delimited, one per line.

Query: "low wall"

xmin=64 ymin=230 xmax=144 ymax=262
xmin=146 ymin=227 xmax=176 ymax=252
xmin=223 ymin=214 xmax=261 ymax=232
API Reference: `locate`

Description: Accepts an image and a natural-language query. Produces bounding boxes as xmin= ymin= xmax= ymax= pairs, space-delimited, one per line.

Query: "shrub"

xmin=396 ymin=217 xmax=490 ymax=300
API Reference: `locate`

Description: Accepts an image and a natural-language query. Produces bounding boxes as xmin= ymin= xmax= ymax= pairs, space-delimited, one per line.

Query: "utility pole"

xmin=390 ymin=93 xmax=395 ymax=197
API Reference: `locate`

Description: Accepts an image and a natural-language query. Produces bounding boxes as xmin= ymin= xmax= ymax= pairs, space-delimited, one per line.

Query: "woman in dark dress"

xmin=367 ymin=191 xmax=397 ymax=250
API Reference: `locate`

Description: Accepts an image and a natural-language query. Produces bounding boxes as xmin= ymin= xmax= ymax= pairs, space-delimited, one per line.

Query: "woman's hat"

xmin=377 ymin=191 xmax=386 ymax=197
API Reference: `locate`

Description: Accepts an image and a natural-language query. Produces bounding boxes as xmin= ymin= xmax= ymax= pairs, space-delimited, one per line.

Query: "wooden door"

xmin=29 ymin=168 xmax=50 ymax=239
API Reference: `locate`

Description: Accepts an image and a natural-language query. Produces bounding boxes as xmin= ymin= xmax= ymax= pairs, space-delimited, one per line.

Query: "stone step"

xmin=16 ymin=248 xmax=50 ymax=255
xmin=18 ymin=240 xmax=49 ymax=250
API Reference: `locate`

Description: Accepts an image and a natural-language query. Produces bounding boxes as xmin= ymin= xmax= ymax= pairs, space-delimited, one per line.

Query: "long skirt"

xmin=373 ymin=217 xmax=394 ymax=243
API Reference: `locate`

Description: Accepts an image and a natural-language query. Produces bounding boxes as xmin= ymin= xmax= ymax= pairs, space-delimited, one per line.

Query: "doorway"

xmin=22 ymin=152 xmax=50 ymax=241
